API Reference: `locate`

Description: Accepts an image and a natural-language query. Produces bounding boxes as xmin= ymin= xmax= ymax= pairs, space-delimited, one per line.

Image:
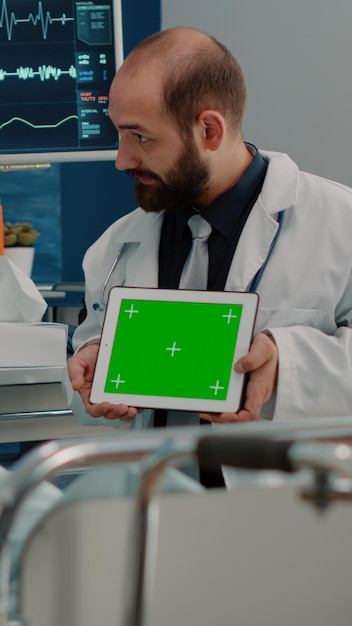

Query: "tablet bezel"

xmin=90 ymin=287 xmax=259 ymax=413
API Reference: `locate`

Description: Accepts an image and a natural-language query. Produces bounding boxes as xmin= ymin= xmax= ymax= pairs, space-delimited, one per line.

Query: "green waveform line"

xmin=0 ymin=114 xmax=78 ymax=131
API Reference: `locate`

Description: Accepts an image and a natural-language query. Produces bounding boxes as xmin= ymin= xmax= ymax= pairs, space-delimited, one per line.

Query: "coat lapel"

xmin=121 ymin=211 xmax=164 ymax=288
xmin=225 ymin=151 xmax=299 ymax=291
xmin=224 ymin=200 xmax=280 ymax=291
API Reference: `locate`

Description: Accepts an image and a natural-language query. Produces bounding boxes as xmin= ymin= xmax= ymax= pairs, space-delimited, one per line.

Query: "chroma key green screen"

xmin=104 ymin=299 xmax=243 ymax=401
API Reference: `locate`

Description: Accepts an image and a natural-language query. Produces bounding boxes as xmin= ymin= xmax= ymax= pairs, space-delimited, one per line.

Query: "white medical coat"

xmin=64 ymin=150 xmax=352 ymax=429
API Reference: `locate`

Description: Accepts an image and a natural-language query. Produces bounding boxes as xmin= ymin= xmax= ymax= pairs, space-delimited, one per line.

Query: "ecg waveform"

xmin=0 ymin=64 xmax=77 ymax=81
xmin=0 ymin=114 xmax=78 ymax=132
xmin=0 ymin=0 xmax=74 ymax=41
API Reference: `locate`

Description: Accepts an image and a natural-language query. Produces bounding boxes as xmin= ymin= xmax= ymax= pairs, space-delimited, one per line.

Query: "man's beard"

xmin=127 ymin=138 xmax=211 ymax=213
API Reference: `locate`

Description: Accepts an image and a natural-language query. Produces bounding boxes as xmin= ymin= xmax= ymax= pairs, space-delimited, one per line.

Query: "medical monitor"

xmin=0 ymin=0 xmax=123 ymax=167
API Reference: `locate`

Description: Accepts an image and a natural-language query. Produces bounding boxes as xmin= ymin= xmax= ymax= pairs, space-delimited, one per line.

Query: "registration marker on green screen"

xmin=104 ymin=299 xmax=243 ymax=401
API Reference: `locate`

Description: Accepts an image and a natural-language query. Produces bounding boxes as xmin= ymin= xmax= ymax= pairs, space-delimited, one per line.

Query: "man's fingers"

xmin=80 ymin=389 xmax=138 ymax=421
xmin=68 ymin=345 xmax=99 ymax=391
xmin=199 ymin=410 xmax=257 ymax=423
xmin=69 ymin=371 xmax=85 ymax=391
xmin=67 ymin=345 xmax=139 ymax=421
xmin=236 ymin=383 xmax=266 ymax=421
xmin=67 ymin=356 xmax=90 ymax=390
xmin=199 ymin=334 xmax=279 ymax=424
xmin=234 ymin=332 xmax=276 ymax=374
xmin=200 ymin=383 xmax=263 ymax=423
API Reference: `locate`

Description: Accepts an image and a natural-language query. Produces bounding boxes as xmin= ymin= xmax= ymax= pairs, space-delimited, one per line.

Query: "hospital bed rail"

xmin=0 ymin=428 xmax=201 ymax=626
xmin=125 ymin=432 xmax=352 ymax=626
xmin=1 ymin=418 xmax=352 ymax=625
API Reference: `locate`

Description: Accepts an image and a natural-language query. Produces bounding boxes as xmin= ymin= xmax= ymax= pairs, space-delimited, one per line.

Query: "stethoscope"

xmin=249 ymin=209 xmax=284 ymax=293
xmin=93 ymin=243 xmax=129 ymax=311
xmin=93 ymin=211 xmax=285 ymax=311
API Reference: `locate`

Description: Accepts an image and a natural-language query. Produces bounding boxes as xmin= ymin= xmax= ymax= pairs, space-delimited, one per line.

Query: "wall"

xmin=61 ymin=0 xmax=161 ymax=281
xmin=161 ymin=0 xmax=352 ymax=187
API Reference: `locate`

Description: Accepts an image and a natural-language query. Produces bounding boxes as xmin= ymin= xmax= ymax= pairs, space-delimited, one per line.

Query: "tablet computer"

xmin=90 ymin=287 xmax=259 ymax=413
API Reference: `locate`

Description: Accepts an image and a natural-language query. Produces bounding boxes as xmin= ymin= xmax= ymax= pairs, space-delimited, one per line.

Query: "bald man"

xmin=65 ymin=27 xmax=352 ymax=435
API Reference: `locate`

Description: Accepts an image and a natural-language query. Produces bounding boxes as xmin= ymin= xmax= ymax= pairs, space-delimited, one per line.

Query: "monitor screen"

xmin=0 ymin=0 xmax=123 ymax=167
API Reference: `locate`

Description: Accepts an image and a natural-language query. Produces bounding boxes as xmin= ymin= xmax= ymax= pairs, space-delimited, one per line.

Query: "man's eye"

xmin=137 ymin=134 xmax=149 ymax=144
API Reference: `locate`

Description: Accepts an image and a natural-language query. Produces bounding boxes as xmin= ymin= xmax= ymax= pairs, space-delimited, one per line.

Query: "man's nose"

xmin=115 ymin=138 xmax=141 ymax=171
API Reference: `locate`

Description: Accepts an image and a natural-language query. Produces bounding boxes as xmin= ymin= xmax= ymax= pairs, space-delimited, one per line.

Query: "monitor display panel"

xmin=0 ymin=0 xmax=123 ymax=166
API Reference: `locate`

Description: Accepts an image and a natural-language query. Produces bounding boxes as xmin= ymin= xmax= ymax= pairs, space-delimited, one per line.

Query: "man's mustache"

xmin=126 ymin=169 xmax=162 ymax=182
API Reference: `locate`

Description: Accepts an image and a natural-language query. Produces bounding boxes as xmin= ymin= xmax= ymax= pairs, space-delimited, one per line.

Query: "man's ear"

xmin=197 ymin=110 xmax=225 ymax=151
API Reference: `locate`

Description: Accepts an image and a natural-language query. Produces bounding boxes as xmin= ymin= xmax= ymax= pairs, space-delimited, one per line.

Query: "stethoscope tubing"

xmin=250 ymin=210 xmax=284 ymax=293
xmin=95 ymin=211 xmax=285 ymax=310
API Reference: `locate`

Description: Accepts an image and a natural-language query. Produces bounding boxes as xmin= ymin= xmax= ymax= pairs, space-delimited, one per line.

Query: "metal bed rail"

xmin=0 ymin=410 xmax=73 ymax=422
xmin=124 ymin=433 xmax=352 ymax=626
xmin=0 ymin=427 xmax=205 ymax=626
xmin=1 ymin=419 xmax=352 ymax=625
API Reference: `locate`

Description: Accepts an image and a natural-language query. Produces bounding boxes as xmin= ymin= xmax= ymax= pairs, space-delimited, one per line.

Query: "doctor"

xmin=65 ymin=26 xmax=352 ymax=429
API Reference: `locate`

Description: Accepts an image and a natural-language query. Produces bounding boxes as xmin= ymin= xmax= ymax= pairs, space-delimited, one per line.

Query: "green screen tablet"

xmin=90 ymin=287 xmax=259 ymax=413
